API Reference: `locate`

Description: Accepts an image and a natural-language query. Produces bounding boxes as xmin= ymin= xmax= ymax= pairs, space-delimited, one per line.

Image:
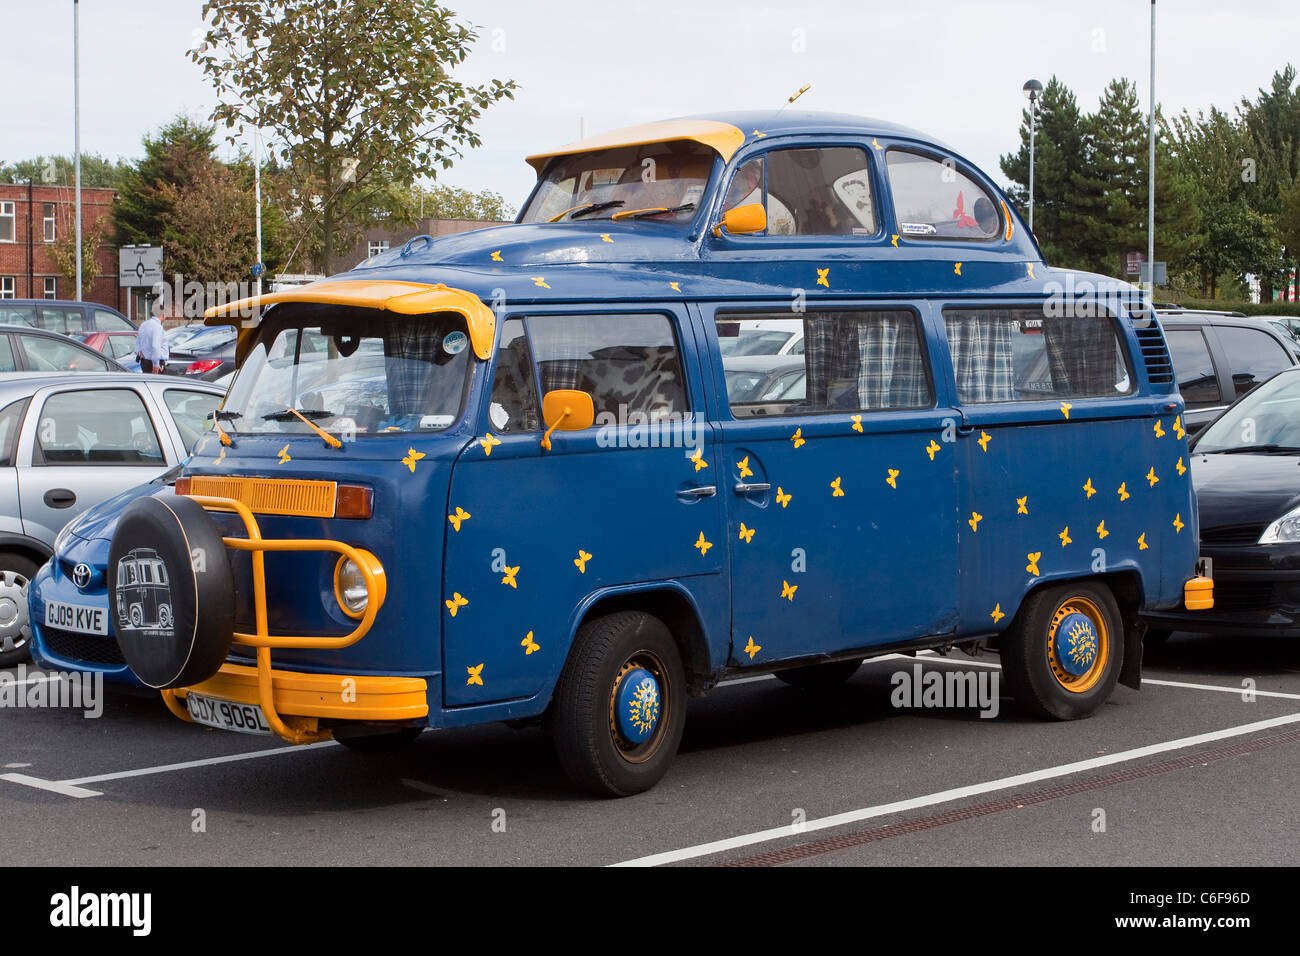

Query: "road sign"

xmin=1125 ymin=251 xmax=1146 ymax=276
xmin=118 ymin=246 xmax=163 ymax=288
xmin=1139 ymin=261 xmax=1167 ymax=286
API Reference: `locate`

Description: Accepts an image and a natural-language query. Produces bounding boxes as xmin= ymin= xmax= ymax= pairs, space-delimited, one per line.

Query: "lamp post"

xmin=1147 ymin=0 xmax=1157 ymax=297
xmin=1022 ymin=79 xmax=1043 ymax=234
xmin=73 ymin=0 xmax=82 ymax=301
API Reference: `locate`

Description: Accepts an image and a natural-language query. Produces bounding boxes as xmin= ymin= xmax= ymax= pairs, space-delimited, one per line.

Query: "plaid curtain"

xmin=945 ymin=311 xmax=1015 ymax=403
xmin=805 ymin=311 xmax=929 ymax=409
xmin=1043 ymin=315 xmax=1119 ymax=396
xmin=386 ymin=318 xmax=445 ymax=417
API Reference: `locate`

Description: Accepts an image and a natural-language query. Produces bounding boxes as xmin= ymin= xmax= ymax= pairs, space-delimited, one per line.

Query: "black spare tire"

xmin=108 ymin=493 xmax=235 ymax=689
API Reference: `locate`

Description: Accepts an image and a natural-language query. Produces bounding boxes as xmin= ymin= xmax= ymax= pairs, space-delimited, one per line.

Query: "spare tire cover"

xmin=108 ymin=493 xmax=235 ymax=689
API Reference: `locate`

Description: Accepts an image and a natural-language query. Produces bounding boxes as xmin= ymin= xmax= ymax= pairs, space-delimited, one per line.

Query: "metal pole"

xmin=254 ymin=127 xmax=263 ymax=298
xmin=1148 ymin=0 xmax=1157 ymax=296
xmin=1028 ymin=95 xmax=1037 ymax=234
xmin=73 ymin=0 xmax=83 ymax=301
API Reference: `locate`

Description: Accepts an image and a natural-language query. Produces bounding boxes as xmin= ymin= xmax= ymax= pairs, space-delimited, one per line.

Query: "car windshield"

xmin=177 ymin=325 xmax=237 ymax=352
xmin=519 ymin=140 xmax=715 ymax=224
xmin=1196 ymin=370 xmax=1300 ymax=453
xmin=220 ymin=306 xmax=472 ymax=437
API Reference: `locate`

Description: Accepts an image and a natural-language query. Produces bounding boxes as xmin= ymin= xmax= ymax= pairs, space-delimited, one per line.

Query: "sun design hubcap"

xmin=1047 ymin=599 xmax=1109 ymax=693
xmin=609 ymin=655 xmax=667 ymax=761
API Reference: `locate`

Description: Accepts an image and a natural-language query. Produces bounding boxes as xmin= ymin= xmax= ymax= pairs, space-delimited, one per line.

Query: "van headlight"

xmin=1258 ymin=505 xmax=1300 ymax=544
xmin=333 ymin=551 xmax=386 ymax=618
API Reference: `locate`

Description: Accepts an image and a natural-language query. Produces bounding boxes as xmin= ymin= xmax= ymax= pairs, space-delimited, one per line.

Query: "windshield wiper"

xmin=615 ymin=203 xmax=696 ymax=221
xmin=212 ymin=410 xmax=242 ymax=421
xmin=263 ymin=407 xmax=344 ymax=449
xmin=569 ymin=200 xmax=625 ymax=219
xmin=1203 ymin=444 xmax=1300 ymax=455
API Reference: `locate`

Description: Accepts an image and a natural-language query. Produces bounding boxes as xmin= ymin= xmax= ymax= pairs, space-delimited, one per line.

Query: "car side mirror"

xmin=540 ymin=389 xmax=596 ymax=451
xmin=711 ymin=203 xmax=767 ymax=238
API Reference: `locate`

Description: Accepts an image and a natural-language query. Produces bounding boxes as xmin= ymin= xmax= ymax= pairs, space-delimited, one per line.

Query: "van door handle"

xmin=44 ymin=488 xmax=76 ymax=509
xmin=676 ymin=485 xmax=717 ymax=500
xmin=733 ymin=482 xmax=771 ymax=494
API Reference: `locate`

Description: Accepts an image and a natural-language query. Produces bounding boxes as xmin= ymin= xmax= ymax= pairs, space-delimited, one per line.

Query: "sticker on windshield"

xmin=420 ymin=414 xmax=455 ymax=429
xmin=443 ymin=331 xmax=468 ymax=355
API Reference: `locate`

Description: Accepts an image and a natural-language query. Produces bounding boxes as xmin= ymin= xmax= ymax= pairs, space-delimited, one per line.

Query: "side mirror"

xmin=540 ymin=389 xmax=595 ymax=450
xmin=711 ymin=202 xmax=767 ymax=238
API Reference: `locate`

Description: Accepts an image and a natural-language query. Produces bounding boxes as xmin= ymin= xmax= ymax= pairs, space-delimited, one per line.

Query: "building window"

xmin=0 ymin=203 xmax=14 ymax=243
xmin=43 ymin=203 xmax=56 ymax=243
xmin=43 ymin=277 xmax=57 ymax=299
xmin=368 ymin=240 xmax=389 ymax=257
xmin=0 ymin=277 xmax=14 ymax=299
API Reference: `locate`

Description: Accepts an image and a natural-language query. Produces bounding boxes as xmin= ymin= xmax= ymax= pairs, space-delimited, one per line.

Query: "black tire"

xmin=0 ymin=552 xmax=38 ymax=667
xmin=999 ymin=582 xmax=1123 ymax=720
xmin=335 ymin=727 xmax=423 ymax=752
xmin=774 ymin=659 xmax=862 ymax=688
xmin=550 ymin=611 xmax=686 ymax=797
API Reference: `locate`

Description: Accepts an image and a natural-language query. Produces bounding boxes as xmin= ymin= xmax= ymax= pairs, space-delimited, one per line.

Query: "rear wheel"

xmin=0 ymin=553 xmax=37 ymax=666
xmin=775 ymin=659 xmax=862 ymax=688
xmin=999 ymin=582 xmax=1123 ymax=720
xmin=550 ymin=611 xmax=686 ymax=796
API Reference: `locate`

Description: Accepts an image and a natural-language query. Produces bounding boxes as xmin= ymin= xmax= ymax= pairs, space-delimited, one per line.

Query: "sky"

xmin=2 ymin=0 xmax=1298 ymax=210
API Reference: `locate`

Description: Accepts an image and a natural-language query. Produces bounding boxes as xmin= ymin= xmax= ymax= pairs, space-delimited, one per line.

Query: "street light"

xmin=1022 ymin=79 xmax=1043 ymax=234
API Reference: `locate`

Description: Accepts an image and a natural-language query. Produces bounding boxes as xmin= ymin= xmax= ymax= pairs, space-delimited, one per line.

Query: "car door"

xmin=15 ymin=383 xmax=171 ymax=545
xmin=1162 ymin=325 xmax=1228 ymax=434
xmin=704 ymin=301 xmax=959 ymax=667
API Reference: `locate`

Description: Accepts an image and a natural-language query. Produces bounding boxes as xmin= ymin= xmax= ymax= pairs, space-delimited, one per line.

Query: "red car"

xmin=70 ymin=331 xmax=144 ymax=372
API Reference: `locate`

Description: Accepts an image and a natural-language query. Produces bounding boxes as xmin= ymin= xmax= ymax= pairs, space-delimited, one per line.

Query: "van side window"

xmin=886 ymin=150 xmax=1000 ymax=239
xmin=717 ymin=310 xmax=931 ymax=415
xmin=722 ymin=148 xmax=876 ymax=236
xmin=944 ymin=308 xmax=1131 ymax=403
xmin=489 ymin=319 xmax=541 ymax=433
xmin=526 ymin=314 xmax=688 ymax=420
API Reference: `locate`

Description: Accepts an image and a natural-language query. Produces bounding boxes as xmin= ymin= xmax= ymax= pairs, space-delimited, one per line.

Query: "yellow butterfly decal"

xmin=1059 ymin=526 xmax=1072 ymax=547
xmin=521 ymin=631 xmax=540 ymax=656
xmin=445 ymin=592 xmax=468 ymax=617
xmin=694 ymin=532 xmax=713 ymax=556
xmin=776 ymin=487 xmax=792 ymax=508
xmin=1017 ymin=496 xmax=1029 ymax=515
xmin=600 ymin=233 xmax=613 ymax=243
xmin=991 ymin=603 xmax=1005 ymax=623
xmin=791 ymin=427 xmax=806 ymax=449
xmin=466 ymin=663 xmax=484 ymax=685
xmin=1118 ymin=482 xmax=1130 ymax=501
xmin=1097 ymin=520 xmax=1109 ymax=540
xmin=531 ymin=276 xmax=550 ymax=288
xmin=738 ymin=523 xmax=755 ymax=543
xmin=490 ymin=250 xmax=503 ymax=262
xmin=501 ymin=565 xmax=519 ymax=588
xmin=977 ymin=430 xmax=992 ymax=452
xmin=1172 ymin=514 xmax=1184 ymax=533
xmin=1026 ymin=263 xmax=1035 ymax=279
xmin=1154 ymin=420 xmax=1165 ymax=438
xmin=669 ymin=281 xmax=681 ymax=293
xmin=891 ymin=234 xmax=900 ymax=247
xmin=277 ymin=444 xmax=291 ymax=464
xmin=447 ymin=506 xmax=471 ymax=532
xmin=1146 ymin=467 xmax=1159 ymax=487
xmin=574 ymin=549 xmax=592 ymax=573
xmin=816 ymin=268 xmax=830 ymax=288
xmin=743 ymin=636 xmax=761 ymax=659
xmin=736 ymin=455 xmax=754 ymax=478
xmin=481 ymin=433 xmax=501 ymax=456
xmin=402 ymin=447 xmax=426 ymax=472
xmin=885 ymin=469 xmax=899 ymax=490
xmin=1026 ymin=552 xmax=1042 ymax=576
xmin=1176 ymin=457 xmax=1187 ymax=476
xmin=689 ymin=448 xmax=709 ymax=472
xmin=1173 ymin=416 xmax=1186 ymax=440
xmin=851 ymin=414 xmax=863 ymax=433
xmin=954 ymin=262 xmax=963 ymax=276
xmin=1138 ymin=532 xmax=1149 ymax=551
xmin=1083 ymin=478 xmax=1095 ymax=498
xmin=831 ymin=476 xmax=846 ymax=496
xmin=781 ymin=580 xmax=798 ymax=601
xmin=968 ymin=511 xmax=983 ymax=532
xmin=1060 ymin=402 xmax=1072 ymax=420
xmin=926 ymin=439 xmax=941 ymax=460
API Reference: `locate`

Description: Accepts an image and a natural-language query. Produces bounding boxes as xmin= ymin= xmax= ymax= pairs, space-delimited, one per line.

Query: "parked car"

xmin=1158 ymin=309 xmax=1299 ymax=435
xmin=70 ymin=330 xmax=143 ymax=372
xmin=717 ymin=318 xmax=804 ymax=357
xmin=722 ymin=356 xmax=807 ymax=404
xmin=0 ymin=324 xmax=127 ymax=373
xmin=0 ymin=373 xmax=224 ymax=664
xmin=166 ymin=322 xmax=209 ymax=353
xmin=0 ymin=299 xmax=135 ymax=334
xmin=162 ymin=324 xmax=237 ymax=380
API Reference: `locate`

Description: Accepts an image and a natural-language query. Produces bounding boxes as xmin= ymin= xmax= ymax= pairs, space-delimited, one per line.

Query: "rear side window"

xmin=718 ymin=310 xmax=932 ymax=415
xmin=721 ymin=147 xmax=877 ymax=236
xmin=36 ymin=306 xmax=87 ymax=333
xmin=0 ymin=336 xmax=15 ymax=373
xmin=19 ymin=334 xmax=111 ymax=372
xmin=887 ymin=151 xmax=1000 ymax=239
xmin=94 ymin=308 xmax=134 ymax=331
xmin=944 ymin=308 xmax=1131 ymax=403
xmin=0 ymin=398 xmax=28 ymax=466
xmin=526 ymin=314 xmax=688 ymax=421
xmin=1214 ymin=325 xmax=1293 ymax=398
xmin=0 ymin=305 xmax=35 ymax=327
xmin=1164 ymin=328 xmax=1221 ymax=405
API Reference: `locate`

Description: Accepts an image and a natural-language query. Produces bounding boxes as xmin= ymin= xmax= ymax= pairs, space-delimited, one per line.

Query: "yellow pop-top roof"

xmin=203 ymin=279 xmax=496 ymax=360
xmin=525 ymin=119 xmax=746 ymax=172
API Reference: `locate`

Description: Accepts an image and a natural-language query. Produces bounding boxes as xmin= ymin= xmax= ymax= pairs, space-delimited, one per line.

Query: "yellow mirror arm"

xmin=540 ymin=406 xmax=572 ymax=452
xmin=287 ymin=409 xmax=344 ymax=449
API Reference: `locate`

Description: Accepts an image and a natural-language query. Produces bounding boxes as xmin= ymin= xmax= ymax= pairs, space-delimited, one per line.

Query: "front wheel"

xmin=0 ymin=554 xmax=37 ymax=666
xmin=550 ymin=611 xmax=686 ymax=797
xmin=999 ymin=582 xmax=1123 ymax=720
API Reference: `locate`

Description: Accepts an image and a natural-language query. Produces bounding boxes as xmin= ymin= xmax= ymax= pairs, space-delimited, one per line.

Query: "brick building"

xmin=343 ymin=217 xmax=504 ymax=269
xmin=0 ymin=182 xmax=119 ymax=307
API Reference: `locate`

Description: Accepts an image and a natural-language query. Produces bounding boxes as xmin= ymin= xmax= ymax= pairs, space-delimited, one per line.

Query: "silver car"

xmin=0 ymin=372 xmax=225 ymax=664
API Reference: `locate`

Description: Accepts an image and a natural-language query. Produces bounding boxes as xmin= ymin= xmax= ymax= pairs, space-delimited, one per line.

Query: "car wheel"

xmin=0 ymin=553 xmax=37 ymax=666
xmin=774 ymin=659 xmax=862 ymax=688
xmin=335 ymin=727 xmax=423 ymax=752
xmin=129 ymin=605 xmax=143 ymax=628
xmin=157 ymin=604 xmax=172 ymax=629
xmin=999 ymin=582 xmax=1123 ymax=720
xmin=550 ymin=611 xmax=686 ymax=797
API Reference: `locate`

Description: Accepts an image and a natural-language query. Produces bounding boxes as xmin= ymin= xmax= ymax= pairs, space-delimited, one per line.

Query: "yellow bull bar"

xmin=159 ymin=494 xmax=426 ymax=744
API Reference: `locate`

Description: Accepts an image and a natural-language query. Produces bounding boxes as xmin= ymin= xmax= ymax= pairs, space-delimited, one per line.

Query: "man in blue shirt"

xmin=135 ymin=313 xmax=169 ymax=373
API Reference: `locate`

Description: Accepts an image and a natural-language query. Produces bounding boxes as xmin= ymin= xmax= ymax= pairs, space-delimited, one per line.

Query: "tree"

xmin=403 ymin=183 xmax=515 ymax=221
xmin=157 ymin=161 xmax=263 ymax=287
xmin=113 ymin=116 xmax=221 ymax=246
xmin=999 ymin=76 xmax=1087 ymax=267
xmin=191 ymin=0 xmax=518 ymax=274
xmin=1 ymin=154 xmax=129 ymax=190
xmin=48 ymin=206 xmax=105 ymax=297
xmin=1239 ymin=66 xmax=1300 ymax=299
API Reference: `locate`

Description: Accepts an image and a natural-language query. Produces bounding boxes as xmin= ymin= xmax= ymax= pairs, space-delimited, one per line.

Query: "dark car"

xmin=1159 ymin=309 xmax=1299 ymax=435
xmin=0 ymin=299 xmax=135 ymax=334
xmin=722 ymin=356 xmax=807 ymax=404
xmin=162 ymin=324 xmax=236 ymax=380
xmin=0 ymin=324 xmax=126 ymax=373
xmin=1142 ymin=365 xmax=1300 ymax=641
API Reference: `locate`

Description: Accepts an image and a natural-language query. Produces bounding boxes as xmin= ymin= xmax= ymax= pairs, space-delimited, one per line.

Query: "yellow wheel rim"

xmin=1045 ymin=596 xmax=1109 ymax=694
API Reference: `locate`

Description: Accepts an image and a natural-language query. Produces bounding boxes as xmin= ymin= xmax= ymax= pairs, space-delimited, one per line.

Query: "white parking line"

xmin=1143 ymin=677 xmax=1300 ymax=700
xmin=0 ymin=741 xmax=336 ymax=798
xmin=611 ymin=710 xmax=1300 ymax=867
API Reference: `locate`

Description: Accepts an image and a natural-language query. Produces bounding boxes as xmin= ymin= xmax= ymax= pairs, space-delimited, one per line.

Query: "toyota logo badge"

xmin=73 ymin=563 xmax=92 ymax=589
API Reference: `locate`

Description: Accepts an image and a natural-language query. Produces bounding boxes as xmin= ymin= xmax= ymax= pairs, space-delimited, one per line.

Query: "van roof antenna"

xmin=779 ymin=84 xmax=811 ymax=113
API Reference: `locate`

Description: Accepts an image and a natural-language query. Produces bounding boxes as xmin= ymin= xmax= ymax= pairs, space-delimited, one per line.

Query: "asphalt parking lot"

xmin=1 ymin=634 xmax=1297 ymax=868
